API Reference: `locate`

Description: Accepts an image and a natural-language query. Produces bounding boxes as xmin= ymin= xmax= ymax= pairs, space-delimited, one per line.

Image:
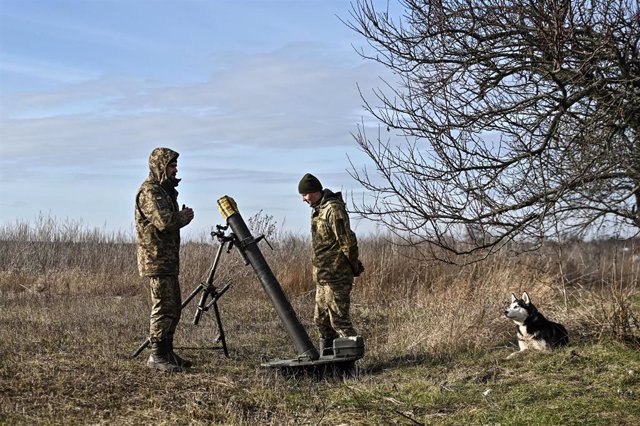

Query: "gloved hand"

xmin=353 ymin=260 xmax=364 ymax=277
xmin=179 ymin=204 xmax=194 ymax=225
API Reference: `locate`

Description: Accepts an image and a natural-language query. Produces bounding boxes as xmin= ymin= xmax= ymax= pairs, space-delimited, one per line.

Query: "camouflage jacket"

xmin=310 ymin=189 xmax=361 ymax=284
xmin=135 ymin=148 xmax=189 ymax=277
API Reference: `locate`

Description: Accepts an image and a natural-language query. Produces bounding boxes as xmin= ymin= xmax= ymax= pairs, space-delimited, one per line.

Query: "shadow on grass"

xmin=260 ymin=360 xmax=360 ymax=382
xmin=362 ymin=352 xmax=455 ymax=375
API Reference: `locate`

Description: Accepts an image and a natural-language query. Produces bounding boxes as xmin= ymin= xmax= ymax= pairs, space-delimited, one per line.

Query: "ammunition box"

xmin=333 ymin=336 xmax=365 ymax=358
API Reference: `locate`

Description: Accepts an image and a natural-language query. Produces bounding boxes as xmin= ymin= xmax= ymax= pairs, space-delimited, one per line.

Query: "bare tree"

xmin=346 ymin=0 xmax=640 ymax=262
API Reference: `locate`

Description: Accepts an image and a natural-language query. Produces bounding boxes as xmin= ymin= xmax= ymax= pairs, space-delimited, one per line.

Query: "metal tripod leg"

xmin=131 ymin=235 xmax=232 ymax=358
xmin=205 ymin=282 xmax=232 ymax=357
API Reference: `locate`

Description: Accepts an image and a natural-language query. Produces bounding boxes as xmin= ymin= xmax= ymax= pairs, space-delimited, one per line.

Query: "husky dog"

xmin=504 ymin=292 xmax=569 ymax=359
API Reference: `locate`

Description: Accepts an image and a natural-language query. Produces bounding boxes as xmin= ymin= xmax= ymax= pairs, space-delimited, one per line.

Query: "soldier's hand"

xmin=181 ymin=205 xmax=195 ymax=224
xmin=353 ymin=260 xmax=364 ymax=277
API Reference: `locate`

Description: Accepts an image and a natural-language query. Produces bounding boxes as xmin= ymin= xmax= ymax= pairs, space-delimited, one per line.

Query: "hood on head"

xmin=320 ymin=189 xmax=344 ymax=205
xmin=148 ymin=147 xmax=179 ymax=184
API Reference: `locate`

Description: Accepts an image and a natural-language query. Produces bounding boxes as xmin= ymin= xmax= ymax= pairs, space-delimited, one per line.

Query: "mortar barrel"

xmin=217 ymin=196 xmax=319 ymax=360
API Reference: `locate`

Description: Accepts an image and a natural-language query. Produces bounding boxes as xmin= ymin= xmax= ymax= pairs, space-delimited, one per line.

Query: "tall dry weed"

xmin=552 ymin=242 xmax=640 ymax=346
xmin=358 ymin=254 xmax=562 ymax=361
xmin=1 ymin=215 xmax=638 ymax=360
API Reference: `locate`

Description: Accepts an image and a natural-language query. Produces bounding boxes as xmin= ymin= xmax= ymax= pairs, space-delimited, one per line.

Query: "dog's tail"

xmin=552 ymin=323 xmax=569 ymax=347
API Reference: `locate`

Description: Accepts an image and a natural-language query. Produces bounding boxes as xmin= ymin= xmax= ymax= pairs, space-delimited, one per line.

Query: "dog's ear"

xmin=522 ymin=292 xmax=531 ymax=305
xmin=510 ymin=293 xmax=517 ymax=303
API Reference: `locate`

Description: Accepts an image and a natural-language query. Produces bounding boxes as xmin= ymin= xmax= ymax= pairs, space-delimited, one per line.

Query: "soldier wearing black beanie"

xmin=297 ymin=172 xmax=363 ymax=357
xmin=298 ymin=173 xmax=323 ymax=194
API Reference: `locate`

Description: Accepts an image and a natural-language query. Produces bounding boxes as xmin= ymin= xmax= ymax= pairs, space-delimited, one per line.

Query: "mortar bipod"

xmin=131 ymin=224 xmax=234 ymax=358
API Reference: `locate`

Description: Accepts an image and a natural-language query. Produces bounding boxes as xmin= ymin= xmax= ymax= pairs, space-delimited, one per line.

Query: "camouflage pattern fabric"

xmin=135 ymin=147 xmax=190 ymax=277
xmin=315 ymin=280 xmax=357 ymax=338
xmin=148 ymin=275 xmax=182 ymax=343
xmin=310 ymin=189 xmax=361 ymax=284
xmin=310 ymin=189 xmax=361 ymax=337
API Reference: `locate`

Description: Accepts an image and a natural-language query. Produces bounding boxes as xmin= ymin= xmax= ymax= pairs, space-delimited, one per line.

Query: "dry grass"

xmin=1 ymin=215 xmax=639 ymax=424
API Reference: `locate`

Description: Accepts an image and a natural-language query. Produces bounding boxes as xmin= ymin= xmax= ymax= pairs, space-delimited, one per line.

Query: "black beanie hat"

xmin=298 ymin=173 xmax=323 ymax=194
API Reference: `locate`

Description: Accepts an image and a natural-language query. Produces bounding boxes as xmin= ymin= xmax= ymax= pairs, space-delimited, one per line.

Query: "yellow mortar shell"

xmin=217 ymin=195 xmax=239 ymax=220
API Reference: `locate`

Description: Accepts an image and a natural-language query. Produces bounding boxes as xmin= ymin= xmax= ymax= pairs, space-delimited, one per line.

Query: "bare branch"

xmin=347 ymin=0 xmax=640 ymax=263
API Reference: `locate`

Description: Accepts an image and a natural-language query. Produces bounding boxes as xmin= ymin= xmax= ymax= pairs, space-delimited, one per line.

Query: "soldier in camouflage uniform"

xmin=135 ymin=147 xmax=194 ymax=372
xmin=298 ymin=173 xmax=364 ymax=356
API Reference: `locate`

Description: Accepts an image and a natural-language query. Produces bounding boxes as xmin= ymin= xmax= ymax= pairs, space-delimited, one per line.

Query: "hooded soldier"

xmin=135 ymin=147 xmax=194 ymax=372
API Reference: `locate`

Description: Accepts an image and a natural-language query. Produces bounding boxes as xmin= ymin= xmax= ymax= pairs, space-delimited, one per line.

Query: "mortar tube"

xmin=219 ymin=198 xmax=319 ymax=360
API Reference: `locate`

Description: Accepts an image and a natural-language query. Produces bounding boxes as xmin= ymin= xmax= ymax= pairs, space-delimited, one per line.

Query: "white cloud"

xmin=1 ymin=43 xmax=385 ymax=168
xmin=0 ymin=30 xmax=390 ymax=235
xmin=0 ymin=54 xmax=100 ymax=85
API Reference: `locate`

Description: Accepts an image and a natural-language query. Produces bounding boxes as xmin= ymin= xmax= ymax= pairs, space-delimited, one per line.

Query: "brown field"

xmin=1 ymin=215 xmax=639 ymax=425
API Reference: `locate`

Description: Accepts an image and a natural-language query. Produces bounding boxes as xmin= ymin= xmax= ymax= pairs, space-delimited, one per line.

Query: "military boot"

xmin=147 ymin=340 xmax=183 ymax=373
xmin=168 ymin=336 xmax=193 ymax=368
xmin=319 ymin=338 xmax=334 ymax=357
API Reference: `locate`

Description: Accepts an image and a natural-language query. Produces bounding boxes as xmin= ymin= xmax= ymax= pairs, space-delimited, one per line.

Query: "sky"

xmin=0 ymin=0 xmax=399 ymax=239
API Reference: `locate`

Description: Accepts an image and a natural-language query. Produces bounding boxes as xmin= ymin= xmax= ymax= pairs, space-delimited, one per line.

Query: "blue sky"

xmin=0 ymin=0 xmax=397 ymax=238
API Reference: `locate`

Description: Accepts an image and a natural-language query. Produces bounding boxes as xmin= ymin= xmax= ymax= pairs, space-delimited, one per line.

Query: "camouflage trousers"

xmin=148 ymin=275 xmax=182 ymax=343
xmin=314 ymin=279 xmax=357 ymax=339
